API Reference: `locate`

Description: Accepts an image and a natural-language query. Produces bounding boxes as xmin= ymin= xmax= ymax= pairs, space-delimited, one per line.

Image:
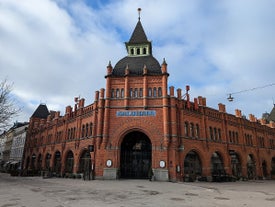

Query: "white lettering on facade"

xmin=116 ymin=110 xmax=156 ymax=117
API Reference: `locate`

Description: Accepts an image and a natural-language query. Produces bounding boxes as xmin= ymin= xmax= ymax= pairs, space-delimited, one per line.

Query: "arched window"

xmin=158 ymin=87 xmax=162 ymax=97
xmin=121 ymin=88 xmax=124 ymax=98
xmin=153 ymin=87 xmax=157 ymax=97
xmin=148 ymin=88 xmax=152 ymax=97
xmin=70 ymin=128 xmax=74 ymax=139
xmin=195 ymin=124 xmax=200 ymax=138
xmin=218 ymin=129 xmax=221 ymax=141
xmin=139 ymin=88 xmax=143 ymax=97
xmin=235 ymin=132 xmax=239 ymax=143
xmin=134 ymin=88 xmax=138 ymax=98
xmin=209 ymin=127 xmax=213 ymax=140
xmin=82 ymin=125 xmax=85 ymax=137
xmin=131 ymin=48 xmax=134 ymax=55
xmin=68 ymin=129 xmax=71 ymax=140
xmin=190 ymin=123 xmax=195 ymax=137
xmin=137 ymin=48 xmax=140 ymax=55
xmin=214 ymin=128 xmax=217 ymax=141
xmin=184 ymin=122 xmax=189 ymax=136
xmin=111 ymin=89 xmax=115 ymax=98
xmin=116 ymin=89 xmax=120 ymax=98
xmin=85 ymin=124 xmax=89 ymax=137
xmin=143 ymin=47 xmax=147 ymax=54
xmin=89 ymin=123 xmax=93 ymax=136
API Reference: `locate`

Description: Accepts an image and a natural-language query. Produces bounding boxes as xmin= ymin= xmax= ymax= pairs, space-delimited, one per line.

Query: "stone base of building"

xmin=103 ymin=168 xmax=118 ymax=180
xmin=153 ymin=168 xmax=169 ymax=181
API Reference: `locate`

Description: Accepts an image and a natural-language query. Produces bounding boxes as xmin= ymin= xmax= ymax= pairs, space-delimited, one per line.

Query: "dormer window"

xmin=143 ymin=48 xmax=147 ymax=55
xmin=131 ymin=48 xmax=134 ymax=55
xmin=137 ymin=48 xmax=140 ymax=55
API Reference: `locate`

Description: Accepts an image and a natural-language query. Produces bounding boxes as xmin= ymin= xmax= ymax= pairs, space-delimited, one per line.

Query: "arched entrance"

xmin=65 ymin=151 xmax=74 ymax=174
xmin=37 ymin=154 xmax=42 ymax=172
xmin=247 ymin=154 xmax=256 ymax=179
xmin=262 ymin=160 xmax=268 ymax=178
xmin=45 ymin=153 xmax=51 ymax=170
xmin=271 ymin=157 xmax=275 ymax=179
xmin=184 ymin=150 xmax=202 ymax=182
xmin=31 ymin=154 xmax=36 ymax=170
xmin=53 ymin=151 xmax=61 ymax=176
xmin=120 ymin=131 xmax=152 ymax=179
xmin=25 ymin=156 xmax=30 ymax=170
xmin=79 ymin=150 xmax=92 ymax=180
xmin=230 ymin=152 xmax=242 ymax=179
xmin=211 ymin=152 xmax=225 ymax=181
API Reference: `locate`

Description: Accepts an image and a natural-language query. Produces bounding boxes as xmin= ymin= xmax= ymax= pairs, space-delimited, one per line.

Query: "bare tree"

xmin=0 ymin=79 xmax=21 ymax=132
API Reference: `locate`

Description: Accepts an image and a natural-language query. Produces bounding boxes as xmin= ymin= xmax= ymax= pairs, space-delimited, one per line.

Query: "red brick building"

xmin=24 ymin=18 xmax=275 ymax=181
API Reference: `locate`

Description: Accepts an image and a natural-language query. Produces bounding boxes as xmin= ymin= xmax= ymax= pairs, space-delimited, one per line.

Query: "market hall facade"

xmin=23 ymin=18 xmax=275 ymax=182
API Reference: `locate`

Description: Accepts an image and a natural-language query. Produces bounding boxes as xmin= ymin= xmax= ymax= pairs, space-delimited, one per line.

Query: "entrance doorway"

xmin=247 ymin=154 xmax=256 ymax=179
xmin=120 ymin=131 xmax=152 ymax=179
xmin=184 ymin=150 xmax=202 ymax=181
xmin=79 ymin=150 xmax=92 ymax=180
xmin=65 ymin=151 xmax=74 ymax=174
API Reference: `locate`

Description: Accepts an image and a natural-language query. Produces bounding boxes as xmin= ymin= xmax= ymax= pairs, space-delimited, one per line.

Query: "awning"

xmin=10 ymin=161 xmax=19 ymax=165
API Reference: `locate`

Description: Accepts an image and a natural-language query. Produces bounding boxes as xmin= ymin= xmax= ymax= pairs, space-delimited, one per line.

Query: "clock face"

xmin=160 ymin=160 xmax=165 ymax=168
xmin=106 ymin=159 xmax=112 ymax=167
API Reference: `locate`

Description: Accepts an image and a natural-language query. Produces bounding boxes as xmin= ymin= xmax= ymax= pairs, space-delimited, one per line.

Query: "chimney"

xmin=177 ymin=88 xmax=182 ymax=99
xmin=198 ymin=96 xmax=203 ymax=105
xmin=218 ymin=103 xmax=226 ymax=113
xmin=202 ymin=97 xmax=206 ymax=106
xmin=194 ymin=98 xmax=199 ymax=110
xmin=235 ymin=109 xmax=242 ymax=118
xmin=169 ymin=86 xmax=175 ymax=97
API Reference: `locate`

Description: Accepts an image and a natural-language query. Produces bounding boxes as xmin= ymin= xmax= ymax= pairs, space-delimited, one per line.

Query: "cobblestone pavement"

xmin=1 ymin=173 xmax=275 ymax=207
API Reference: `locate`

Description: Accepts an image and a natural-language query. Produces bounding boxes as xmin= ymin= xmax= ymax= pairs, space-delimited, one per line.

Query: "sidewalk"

xmin=1 ymin=173 xmax=275 ymax=206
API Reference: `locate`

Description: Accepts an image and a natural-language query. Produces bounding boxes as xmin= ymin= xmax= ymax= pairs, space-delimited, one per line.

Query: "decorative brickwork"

xmin=23 ymin=19 xmax=275 ymax=182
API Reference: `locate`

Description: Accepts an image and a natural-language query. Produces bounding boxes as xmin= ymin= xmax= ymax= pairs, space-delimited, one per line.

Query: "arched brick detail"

xmin=110 ymin=119 xmax=162 ymax=147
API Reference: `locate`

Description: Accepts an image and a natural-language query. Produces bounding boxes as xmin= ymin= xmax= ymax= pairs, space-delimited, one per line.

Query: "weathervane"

xmin=138 ymin=8 xmax=141 ymax=21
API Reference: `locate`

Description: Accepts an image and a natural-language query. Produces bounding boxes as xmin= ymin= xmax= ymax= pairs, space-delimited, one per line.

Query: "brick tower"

xmin=100 ymin=14 xmax=170 ymax=180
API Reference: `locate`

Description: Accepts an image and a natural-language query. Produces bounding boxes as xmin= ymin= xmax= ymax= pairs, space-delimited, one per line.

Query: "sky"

xmin=0 ymin=0 xmax=275 ymax=127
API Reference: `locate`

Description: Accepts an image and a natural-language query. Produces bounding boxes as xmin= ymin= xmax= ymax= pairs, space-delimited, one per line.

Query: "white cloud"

xmin=0 ymin=0 xmax=274 ymax=124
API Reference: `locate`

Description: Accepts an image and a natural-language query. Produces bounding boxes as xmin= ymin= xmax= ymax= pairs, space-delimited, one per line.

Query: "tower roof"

xmin=112 ymin=13 xmax=161 ymax=77
xmin=128 ymin=20 xmax=149 ymax=44
xmin=267 ymin=105 xmax=275 ymax=122
xmin=31 ymin=104 xmax=50 ymax=119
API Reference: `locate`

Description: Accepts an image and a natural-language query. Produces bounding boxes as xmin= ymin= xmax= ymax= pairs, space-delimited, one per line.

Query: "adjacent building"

xmin=23 ymin=17 xmax=275 ymax=181
xmin=9 ymin=122 xmax=29 ymax=170
xmin=0 ymin=122 xmax=28 ymax=172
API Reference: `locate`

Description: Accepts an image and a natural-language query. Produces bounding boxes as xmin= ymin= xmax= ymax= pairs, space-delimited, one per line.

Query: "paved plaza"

xmin=1 ymin=173 xmax=275 ymax=207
